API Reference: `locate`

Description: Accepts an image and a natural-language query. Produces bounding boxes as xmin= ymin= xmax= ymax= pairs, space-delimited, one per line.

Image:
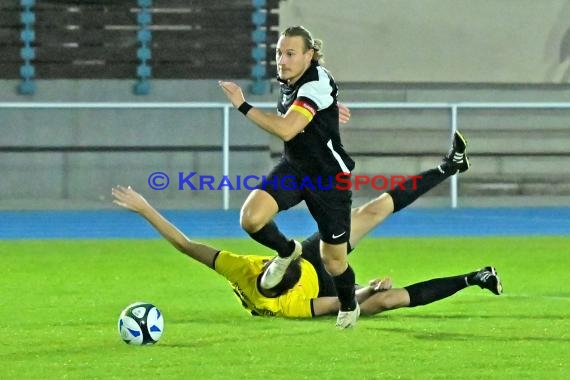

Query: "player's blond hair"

xmin=281 ymin=25 xmax=324 ymax=63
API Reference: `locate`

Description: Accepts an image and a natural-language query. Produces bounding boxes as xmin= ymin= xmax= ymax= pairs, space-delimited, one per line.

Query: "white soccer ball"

xmin=118 ymin=302 xmax=164 ymax=345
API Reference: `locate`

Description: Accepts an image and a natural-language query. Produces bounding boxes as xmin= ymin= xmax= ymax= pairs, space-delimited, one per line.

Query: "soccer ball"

xmin=118 ymin=302 xmax=164 ymax=345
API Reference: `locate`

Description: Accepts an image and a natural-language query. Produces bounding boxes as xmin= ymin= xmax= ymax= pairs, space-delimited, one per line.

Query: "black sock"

xmin=465 ymin=271 xmax=479 ymax=285
xmin=332 ymin=265 xmax=357 ymax=311
xmin=248 ymin=221 xmax=294 ymax=258
xmin=404 ymin=274 xmax=470 ymax=307
xmin=387 ymin=168 xmax=450 ymax=213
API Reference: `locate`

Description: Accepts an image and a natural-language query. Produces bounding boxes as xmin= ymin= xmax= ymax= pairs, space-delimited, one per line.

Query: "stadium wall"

xmin=1 ymin=79 xmax=569 ymax=210
xmin=279 ymin=0 xmax=570 ymax=83
xmin=2 ymin=0 xmax=570 ymax=209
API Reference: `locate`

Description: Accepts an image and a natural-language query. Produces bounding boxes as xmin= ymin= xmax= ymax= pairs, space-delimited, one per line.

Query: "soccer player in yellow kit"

xmin=112 ymin=132 xmax=502 ymax=319
xmin=112 ymin=185 xmax=319 ymax=318
xmin=214 ymin=250 xmax=318 ymax=317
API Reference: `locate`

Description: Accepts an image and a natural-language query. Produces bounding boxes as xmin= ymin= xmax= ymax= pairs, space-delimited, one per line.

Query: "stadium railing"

xmin=1 ymin=101 xmax=569 ymax=209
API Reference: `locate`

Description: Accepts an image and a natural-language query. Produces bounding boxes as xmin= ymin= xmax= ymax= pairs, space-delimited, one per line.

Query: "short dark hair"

xmin=266 ymin=257 xmax=302 ymax=295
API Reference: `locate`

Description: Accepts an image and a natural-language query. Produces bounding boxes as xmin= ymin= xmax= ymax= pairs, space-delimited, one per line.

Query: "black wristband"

xmin=238 ymin=102 xmax=253 ymax=116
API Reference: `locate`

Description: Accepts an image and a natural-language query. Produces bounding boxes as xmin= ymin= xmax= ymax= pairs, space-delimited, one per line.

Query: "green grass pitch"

xmin=1 ymin=237 xmax=569 ymax=379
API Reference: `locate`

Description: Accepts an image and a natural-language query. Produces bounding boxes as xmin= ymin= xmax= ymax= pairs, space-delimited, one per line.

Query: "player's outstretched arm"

xmin=356 ymin=277 xmax=412 ymax=315
xmin=311 ymin=277 xmax=395 ymax=316
xmin=111 ymin=185 xmax=219 ymax=269
xmin=218 ymin=80 xmax=310 ymax=141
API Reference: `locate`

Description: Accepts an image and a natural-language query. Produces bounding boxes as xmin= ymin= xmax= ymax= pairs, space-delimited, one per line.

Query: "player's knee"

xmin=320 ymin=254 xmax=346 ymax=276
xmin=240 ymin=207 xmax=266 ymax=232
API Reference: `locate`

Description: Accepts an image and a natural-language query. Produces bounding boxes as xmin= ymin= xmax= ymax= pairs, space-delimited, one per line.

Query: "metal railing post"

xmin=222 ymin=105 xmax=230 ymax=210
xmin=450 ymin=105 xmax=458 ymax=208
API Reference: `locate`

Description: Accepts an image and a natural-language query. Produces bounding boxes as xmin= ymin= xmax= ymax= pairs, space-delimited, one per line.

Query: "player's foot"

xmin=260 ymin=240 xmax=303 ymax=289
xmin=471 ymin=266 xmax=503 ymax=295
xmin=439 ymin=130 xmax=470 ymax=174
xmin=336 ymin=303 xmax=360 ymax=329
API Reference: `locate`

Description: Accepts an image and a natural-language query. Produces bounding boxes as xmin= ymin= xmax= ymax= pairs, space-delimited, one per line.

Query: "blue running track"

xmin=0 ymin=207 xmax=568 ymax=239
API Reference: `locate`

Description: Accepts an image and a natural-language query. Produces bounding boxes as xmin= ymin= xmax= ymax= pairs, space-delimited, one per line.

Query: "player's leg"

xmin=305 ymin=184 xmax=360 ymax=328
xmin=405 ymin=266 xmax=502 ymax=306
xmin=320 ymin=241 xmax=360 ymax=328
xmin=349 ymin=131 xmax=471 ymax=247
xmin=251 ymin=189 xmax=304 ymax=288
xmin=241 ymin=159 xmax=302 ymax=259
xmin=349 ymin=166 xmax=453 ymax=248
xmin=240 ymin=189 xmax=287 ymax=253
xmin=387 ymin=130 xmax=470 ymax=213
xmin=361 ymin=266 xmax=502 ymax=315
xmin=349 ymin=193 xmax=394 ymax=247
xmin=240 ymin=189 xmax=278 ymax=232
xmin=253 ymin=160 xmax=306 ymax=289
xmin=360 ymin=288 xmax=410 ymax=315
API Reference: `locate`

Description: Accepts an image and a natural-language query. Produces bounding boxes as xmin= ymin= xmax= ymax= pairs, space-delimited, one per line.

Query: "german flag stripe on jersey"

xmin=290 ymin=97 xmax=318 ymax=121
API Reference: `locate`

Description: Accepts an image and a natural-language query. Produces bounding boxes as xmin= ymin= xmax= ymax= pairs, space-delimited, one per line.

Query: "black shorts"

xmin=259 ymin=159 xmax=352 ymax=245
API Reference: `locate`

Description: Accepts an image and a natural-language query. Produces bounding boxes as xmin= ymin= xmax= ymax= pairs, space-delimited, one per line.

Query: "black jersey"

xmin=277 ymin=61 xmax=355 ymax=176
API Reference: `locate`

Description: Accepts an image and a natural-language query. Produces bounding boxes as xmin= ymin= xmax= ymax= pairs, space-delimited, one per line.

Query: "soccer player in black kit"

xmin=220 ymin=25 xmax=360 ymax=328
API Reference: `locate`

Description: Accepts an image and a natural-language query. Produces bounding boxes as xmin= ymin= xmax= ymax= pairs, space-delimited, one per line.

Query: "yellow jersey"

xmin=214 ymin=250 xmax=319 ymax=318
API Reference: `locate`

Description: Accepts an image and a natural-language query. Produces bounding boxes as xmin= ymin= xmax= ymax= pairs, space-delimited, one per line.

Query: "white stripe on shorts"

xmin=326 ymin=139 xmax=350 ymax=173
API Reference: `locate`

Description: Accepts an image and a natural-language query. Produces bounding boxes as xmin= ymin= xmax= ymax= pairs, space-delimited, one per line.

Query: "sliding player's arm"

xmin=112 ymin=185 xmax=219 ymax=268
xmin=311 ymin=278 xmax=393 ymax=316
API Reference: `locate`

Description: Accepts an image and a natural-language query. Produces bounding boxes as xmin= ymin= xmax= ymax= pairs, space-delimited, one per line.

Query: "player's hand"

xmin=112 ymin=185 xmax=150 ymax=213
xmin=218 ymin=81 xmax=246 ymax=108
xmin=368 ymin=277 xmax=392 ymax=292
xmin=338 ymin=102 xmax=351 ymax=124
